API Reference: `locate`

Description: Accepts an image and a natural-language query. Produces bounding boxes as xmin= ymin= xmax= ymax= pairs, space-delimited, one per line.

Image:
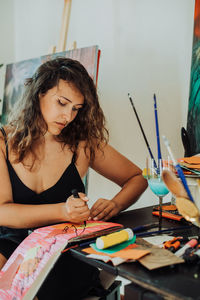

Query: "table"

xmin=70 ymin=205 xmax=200 ymax=300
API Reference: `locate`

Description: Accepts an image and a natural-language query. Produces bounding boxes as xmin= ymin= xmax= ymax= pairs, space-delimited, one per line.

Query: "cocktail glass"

xmin=147 ymin=159 xmax=169 ymax=230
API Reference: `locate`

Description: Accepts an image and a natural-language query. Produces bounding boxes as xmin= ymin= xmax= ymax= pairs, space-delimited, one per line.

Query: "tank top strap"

xmin=0 ymin=127 xmax=8 ymax=159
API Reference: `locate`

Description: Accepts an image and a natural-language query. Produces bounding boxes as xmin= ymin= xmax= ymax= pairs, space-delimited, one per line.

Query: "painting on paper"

xmin=0 ymin=220 xmax=121 ymax=300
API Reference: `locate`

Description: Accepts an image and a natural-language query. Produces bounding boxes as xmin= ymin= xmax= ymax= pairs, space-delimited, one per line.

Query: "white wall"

xmin=0 ymin=0 xmax=195 ymax=209
xmin=0 ymin=0 xmax=15 ymax=114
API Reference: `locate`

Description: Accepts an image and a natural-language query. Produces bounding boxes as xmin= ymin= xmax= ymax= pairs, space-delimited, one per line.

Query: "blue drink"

xmin=148 ymin=179 xmax=169 ymax=197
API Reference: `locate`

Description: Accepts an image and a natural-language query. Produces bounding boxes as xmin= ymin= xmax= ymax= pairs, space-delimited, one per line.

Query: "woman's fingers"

xmin=90 ymin=199 xmax=118 ymax=221
xmin=78 ymin=192 xmax=89 ymax=202
xmin=65 ymin=195 xmax=90 ymax=223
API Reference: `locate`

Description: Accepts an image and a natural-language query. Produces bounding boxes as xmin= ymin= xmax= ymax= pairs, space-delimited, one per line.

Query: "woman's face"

xmin=39 ymin=79 xmax=84 ymax=136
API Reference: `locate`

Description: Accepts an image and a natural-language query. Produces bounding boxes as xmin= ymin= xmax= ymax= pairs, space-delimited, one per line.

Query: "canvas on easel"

xmin=1 ymin=45 xmax=101 ymax=125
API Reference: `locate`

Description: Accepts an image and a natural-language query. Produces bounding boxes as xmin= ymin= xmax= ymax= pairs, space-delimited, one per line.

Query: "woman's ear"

xmin=38 ymin=92 xmax=45 ymax=101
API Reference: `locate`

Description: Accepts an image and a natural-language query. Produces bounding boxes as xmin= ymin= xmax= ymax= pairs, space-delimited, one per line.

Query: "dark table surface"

xmin=70 ymin=205 xmax=200 ymax=300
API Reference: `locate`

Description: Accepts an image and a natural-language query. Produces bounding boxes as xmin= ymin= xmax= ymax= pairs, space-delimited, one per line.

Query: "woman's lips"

xmin=55 ymin=122 xmax=66 ymax=128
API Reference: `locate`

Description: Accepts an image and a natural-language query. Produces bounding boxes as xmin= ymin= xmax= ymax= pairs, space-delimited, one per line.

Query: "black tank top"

xmin=0 ymin=127 xmax=85 ymax=244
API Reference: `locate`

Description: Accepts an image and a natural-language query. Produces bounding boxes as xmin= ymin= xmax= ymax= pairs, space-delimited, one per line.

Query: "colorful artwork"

xmin=0 ymin=221 xmax=122 ymax=300
xmin=186 ymin=0 xmax=200 ymax=154
xmin=1 ymin=45 xmax=100 ymax=125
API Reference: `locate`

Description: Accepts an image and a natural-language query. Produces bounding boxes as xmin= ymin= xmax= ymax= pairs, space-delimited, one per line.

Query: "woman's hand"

xmin=89 ymin=198 xmax=120 ymax=221
xmin=64 ymin=193 xmax=90 ymax=223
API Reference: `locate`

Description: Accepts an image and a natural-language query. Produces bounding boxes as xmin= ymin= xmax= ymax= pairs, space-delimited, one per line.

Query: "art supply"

xmin=96 ymin=228 xmax=133 ymax=249
xmin=71 ymin=189 xmax=79 ymax=198
xmin=167 ymin=241 xmax=181 ymax=252
xmin=162 ymin=135 xmax=194 ymax=202
xmin=174 ymin=239 xmax=198 ymax=257
xmin=91 ymin=236 xmax=136 ymax=254
xmin=71 ymin=189 xmax=87 ymax=227
xmin=163 ymin=237 xmax=181 ymax=252
xmin=136 ymin=225 xmax=192 ymax=237
xmin=175 ymin=197 xmax=200 ymax=226
xmin=163 ymin=237 xmax=181 ymax=249
xmin=79 ymin=224 xmax=157 ymax=247
xmin=162 ymin=169 xmax=189 ymax=199
xmin=128 ymin=93 xmax=157 ymax=171
xmin=152 ymin=210 xmax=184 ymax=221
xmin=133 ymin=223 xmax=159 ymax=233
xmin=153 ymin=94 xmax=162 ymax=167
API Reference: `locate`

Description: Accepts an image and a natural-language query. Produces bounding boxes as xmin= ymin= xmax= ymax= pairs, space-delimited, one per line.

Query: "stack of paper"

xmin=178 ymin=156 xmax=200 ymax=176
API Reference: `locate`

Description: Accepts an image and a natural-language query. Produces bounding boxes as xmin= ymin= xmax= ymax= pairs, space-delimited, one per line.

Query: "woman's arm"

xmin=89 ymin=144 xmax=147 ymax=221
xmin=0 ymin=139 xmax=90 ymax=228
xmin=0 ymin=200 xmax=89 ymax=229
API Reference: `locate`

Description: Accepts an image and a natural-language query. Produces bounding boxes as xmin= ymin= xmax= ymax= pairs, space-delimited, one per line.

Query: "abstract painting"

xmin=187 ymin=0 xmax=200 ymax=155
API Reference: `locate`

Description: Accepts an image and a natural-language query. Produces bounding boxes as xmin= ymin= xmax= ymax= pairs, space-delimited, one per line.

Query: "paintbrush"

xmin=128 ymin=93 xmax=157 ymax=171
xmin=162 ymin=135 xmax=194 ymax=202
xmin=153 ymin=94 xmax=162 ymax=172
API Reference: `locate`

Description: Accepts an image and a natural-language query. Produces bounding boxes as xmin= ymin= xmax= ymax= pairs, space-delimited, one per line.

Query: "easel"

xmin=48 ymin=0 xmax=76 ymax=54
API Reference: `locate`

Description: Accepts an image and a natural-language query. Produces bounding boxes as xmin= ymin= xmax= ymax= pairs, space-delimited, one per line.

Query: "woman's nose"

xmin=62 ymin=107 xmax=73 ymax=122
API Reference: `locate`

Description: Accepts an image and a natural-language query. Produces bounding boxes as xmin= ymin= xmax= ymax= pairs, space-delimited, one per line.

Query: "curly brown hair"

xmin=7 ymin=57 xmax=109 ymax=165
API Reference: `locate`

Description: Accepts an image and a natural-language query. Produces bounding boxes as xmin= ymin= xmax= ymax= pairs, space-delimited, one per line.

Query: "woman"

xmin=0 ymin=57 xmax=147 ymax=298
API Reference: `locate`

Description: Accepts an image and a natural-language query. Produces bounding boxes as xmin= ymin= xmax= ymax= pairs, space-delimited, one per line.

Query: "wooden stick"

xmin=48 ymin=45 xmax=57 ymax=54
xmin=58 ymin=0 xmax=72 ymax=52
xmin=68 ymin=41 xmax=77 ymax=50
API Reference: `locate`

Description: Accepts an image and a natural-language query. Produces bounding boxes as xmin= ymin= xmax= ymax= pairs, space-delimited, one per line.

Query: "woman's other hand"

xmin=89 ymin=198 xmax=120 ymax=221
xmin=64 ymin=193 xmax=90 ymax=223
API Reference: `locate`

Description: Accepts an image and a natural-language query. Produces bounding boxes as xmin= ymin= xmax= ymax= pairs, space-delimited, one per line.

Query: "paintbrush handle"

xmin=136 ymin=225 xmax=192 ymax=237
xmin=175 ymin=164 xmax=194 ymax=202
xmin=128 ymin=94 xmax=157 ymax=170
xmin=153 ymin=94 xmax=162 ymax=162
xmin=162 ymin=135 xmax=194 ymax=202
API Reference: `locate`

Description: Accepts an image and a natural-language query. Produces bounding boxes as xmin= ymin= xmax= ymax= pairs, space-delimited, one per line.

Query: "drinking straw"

xmin=128 ymin=93 xmax=157 ymax=171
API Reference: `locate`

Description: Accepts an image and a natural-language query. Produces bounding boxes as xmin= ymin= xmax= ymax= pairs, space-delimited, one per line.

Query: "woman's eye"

xmin=72 ymin=107 xmax=80 ymax=112
xmin=58 ymin=99 xmax=66 ymax=106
